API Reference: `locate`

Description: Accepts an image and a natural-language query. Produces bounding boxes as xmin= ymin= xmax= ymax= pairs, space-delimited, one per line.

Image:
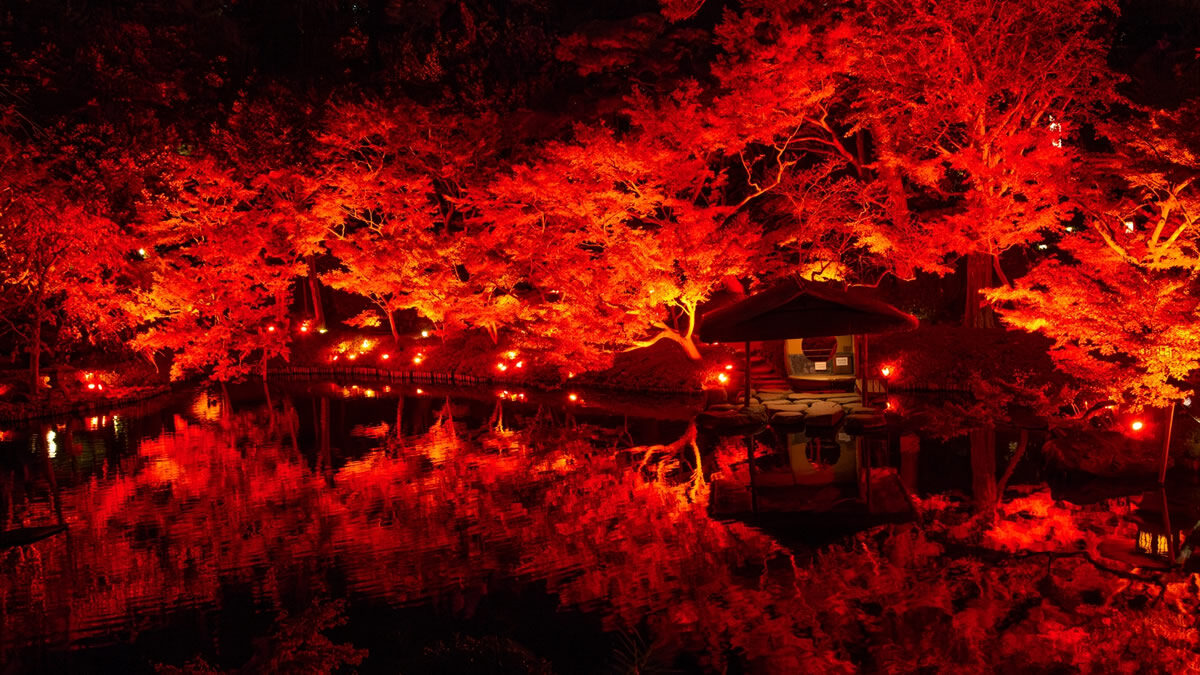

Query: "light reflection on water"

xmin=0 ymin=385 xmax=816 ymax=672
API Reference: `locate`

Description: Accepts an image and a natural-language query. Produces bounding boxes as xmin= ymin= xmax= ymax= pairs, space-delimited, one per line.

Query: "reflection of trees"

xmin=3 ymin=403 xmax=1199 ymax=672
xmin=1 ymin=405 xmax=840 ymax=671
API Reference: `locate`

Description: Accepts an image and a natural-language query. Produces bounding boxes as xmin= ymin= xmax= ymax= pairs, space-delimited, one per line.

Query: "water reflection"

xmin=0 ymin=386 xmax=816 ymax=672
xmin=8 ymin=385 xmax=1199 ymax=672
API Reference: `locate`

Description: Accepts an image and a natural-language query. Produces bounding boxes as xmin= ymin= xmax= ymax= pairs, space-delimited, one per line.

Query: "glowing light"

xmin=880 ymin=365 xmax=895 ymax=378
xmin=267 ymin=325 xmax=276 ymax=332
xmin=332 ymin=355 xmax=339 ymax=361
xmin=1037 ymin=244 xmax=1048 ymax=250
xmin=318 ymin=328 xmax=328 ymax=334
xmin=412 ymin=355 xmax=423 ymax=364
xmin=383 ymin=385 xmax=391 ymax=392
xmin=421 ymin=330 xmax=430 ymax=338
xmin=506 ymin=351 xmax=518 ymax=360
xmin=724 ymin=364 xmax=733 ymax=370
xmin=497 ymin=363 xmax=508 ymax=372
xmin=1184 ymin=397 xmax=1192 ymax=407
xmin=97 ymin=384 xmax=103 ymax=391
xmin=717 ymin=372 xmax=729 ymax=384
xmin=415 ymin=388 xmax=424 ymax=394
xmin=1125 ymin=221 xmax=1135 ymax=233
xmin=1138 ymin=530 xmax=1152 ymax=553
xmin=567 ymin=372 xmax=575 ymax=379
xmin=568 ymin=393 xmax=579 ymax=402
xmin=137 ymin=248 xmax=147 ymax=257
xmin=515 ymin=361 xmax=524 ymax=368
xmin=84 ymin=372 xmax=94 ymax=381
xmin=361 ymin=339 xmax=372 ymax=349
xmin=382 ymin=353 xmax=390 ymax=360
xmin=89 ymin=416 xmax=99 ymax=430
xmin=1131 ymin=420 xmax=1145 ymax=432
xmin=348 ymin=353 xmax=357 ymax=360
xmin=300 ymin=325 xmax=309 ymax=333
xmin=87 ymin=383 xmax=96 ymax=390
xmin=46 ymin=430 xmax=56 ymax=458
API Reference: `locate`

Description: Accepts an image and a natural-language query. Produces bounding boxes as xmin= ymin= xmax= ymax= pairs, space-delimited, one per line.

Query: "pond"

xmin=1 ymin=381 xmax=1195 ymax=673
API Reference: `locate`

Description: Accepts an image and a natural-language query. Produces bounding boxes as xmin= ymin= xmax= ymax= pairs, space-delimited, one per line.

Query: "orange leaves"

xmin=990 ymin=228 xmax=1200 ymax=407
xmin=985 ymin=490 xmax=1085 ymax=552
xmin=130 ymin=150 xmax=302 ymax=382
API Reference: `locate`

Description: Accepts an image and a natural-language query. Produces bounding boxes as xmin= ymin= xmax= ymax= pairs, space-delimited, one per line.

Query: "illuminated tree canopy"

xmin=0 ymin=0 xmax=1197 ymax=407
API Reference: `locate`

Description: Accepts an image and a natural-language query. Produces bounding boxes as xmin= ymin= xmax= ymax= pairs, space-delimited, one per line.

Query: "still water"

xmin=0 ymin=381 xmax=1132 ymax=673
xmin=3 ymin=382 xmax=831 ymax=673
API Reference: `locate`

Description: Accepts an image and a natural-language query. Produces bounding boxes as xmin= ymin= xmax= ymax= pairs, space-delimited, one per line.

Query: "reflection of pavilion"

xmin=710 ymin=430 xmax=915 ymax=527
xmin=787 ymin=432 xmax=858 ymax=485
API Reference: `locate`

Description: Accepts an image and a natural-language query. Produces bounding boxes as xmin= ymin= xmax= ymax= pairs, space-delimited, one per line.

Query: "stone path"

xmin=698 ymin=388 xmax=887 ymax=434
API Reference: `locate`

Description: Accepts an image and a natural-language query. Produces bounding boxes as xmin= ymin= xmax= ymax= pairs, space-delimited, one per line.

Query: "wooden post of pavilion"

xmin=744 ymin=341 xmax=752 ymax=409
xmin=859 ymin=334 xmax=869 ymax=406
xmin=745 ymin=340 xmax=757 ymax=513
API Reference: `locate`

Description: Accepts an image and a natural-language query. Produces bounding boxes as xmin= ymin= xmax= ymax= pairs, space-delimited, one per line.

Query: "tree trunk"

xmin=626 ymin=328 xmax=703 ymax=360
xmin=970 ymin=428 xmax=998 ymax=512
xmin=387 ymin=309 xmax=400 ymax=343
xmin=29 ymin=288 xmax=44 ymax=396
xmin=995 ymin=429 xmax=1029 ymax=504
xmin=871 ymin=123 xmax=910 ymax=229
xmin=964 ymin=252 xmax=996 ymax=329
xmin=677 ymin=332 xmax=702 ymax=361
xmin=307 ymin=255 xmax=325 ymax=328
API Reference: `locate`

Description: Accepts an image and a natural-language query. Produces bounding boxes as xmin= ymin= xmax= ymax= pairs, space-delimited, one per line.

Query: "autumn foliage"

xmin=0 ymin=0 xmax=1197 ymax=408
